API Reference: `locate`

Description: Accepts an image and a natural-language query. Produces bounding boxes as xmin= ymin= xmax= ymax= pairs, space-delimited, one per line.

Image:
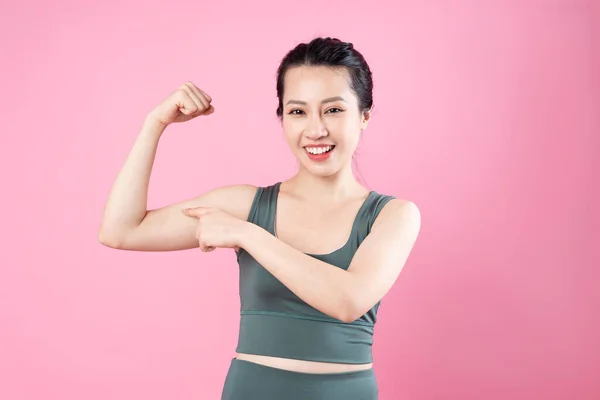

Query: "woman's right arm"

xmin=97 ymin=82 xmax=258 ymax=252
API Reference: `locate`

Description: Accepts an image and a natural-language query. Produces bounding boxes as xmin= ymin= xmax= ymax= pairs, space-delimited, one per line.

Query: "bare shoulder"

xmin=373 ymin=198 xmax=422 ymax=232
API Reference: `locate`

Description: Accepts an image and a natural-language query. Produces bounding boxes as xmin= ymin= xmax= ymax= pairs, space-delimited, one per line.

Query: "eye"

xmin=287 ymin=108 xmax=344 ymax=116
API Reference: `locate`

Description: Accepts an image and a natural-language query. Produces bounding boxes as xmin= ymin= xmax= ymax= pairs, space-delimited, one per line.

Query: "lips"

xmin=304 ymin=145 xmax=335 ymax=161
xmin=304 ymin=145 xmax=335 ymax=154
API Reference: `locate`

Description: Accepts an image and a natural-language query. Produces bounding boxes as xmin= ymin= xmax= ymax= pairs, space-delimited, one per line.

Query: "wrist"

xmin=236 ymin=221 xmax=258 ymax=249
xmin=142 ymin=113 xmax=168 ymax=138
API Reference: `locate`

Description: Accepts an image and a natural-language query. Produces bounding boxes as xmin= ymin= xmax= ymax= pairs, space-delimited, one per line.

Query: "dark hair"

xmin=275 ymin=37 xmax=374 ymax=120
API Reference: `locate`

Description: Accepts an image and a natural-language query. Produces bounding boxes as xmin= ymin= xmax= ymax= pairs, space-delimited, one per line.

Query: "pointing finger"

xmin=182 ymin=207 xmax=210 ymax=217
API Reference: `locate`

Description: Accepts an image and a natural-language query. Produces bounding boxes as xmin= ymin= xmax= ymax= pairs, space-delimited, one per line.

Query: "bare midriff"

xmin=235 ymin=352 xmax=373 ymax=373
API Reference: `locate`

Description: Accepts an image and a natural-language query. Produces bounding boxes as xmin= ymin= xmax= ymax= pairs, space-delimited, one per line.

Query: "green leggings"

xmin=221 ymin=358 xmax=378 ymax=399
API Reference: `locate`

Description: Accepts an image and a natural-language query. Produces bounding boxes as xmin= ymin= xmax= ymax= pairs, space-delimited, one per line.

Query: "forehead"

xmin=283 ymin=66 xmax=354 ymax=102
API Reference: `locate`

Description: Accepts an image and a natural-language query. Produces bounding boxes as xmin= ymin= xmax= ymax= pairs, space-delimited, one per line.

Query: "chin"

xmin=299 ymin=159 xmax=344 ymax=177
xmin=306 ymin=166 xmax=339 ymax=177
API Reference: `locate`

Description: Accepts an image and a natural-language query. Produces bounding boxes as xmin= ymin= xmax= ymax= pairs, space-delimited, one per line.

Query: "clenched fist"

xmin=148 ymin=81 xmax=214 ymax=127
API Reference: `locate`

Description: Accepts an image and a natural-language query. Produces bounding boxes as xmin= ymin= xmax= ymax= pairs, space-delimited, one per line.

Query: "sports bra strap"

xmin=246 ymin=183 xmax=280 ymax=233
xmin=355 ymin=193 xmax=396 ymax=244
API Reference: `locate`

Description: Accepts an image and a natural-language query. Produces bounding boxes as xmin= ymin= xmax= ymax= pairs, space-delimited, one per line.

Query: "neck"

xmin=284 ymin=163 xmax=367 ymax=202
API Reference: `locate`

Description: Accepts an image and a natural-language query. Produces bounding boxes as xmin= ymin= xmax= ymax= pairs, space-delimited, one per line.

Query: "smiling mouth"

xmin=304 ymin=145 xmax=335 ymax=155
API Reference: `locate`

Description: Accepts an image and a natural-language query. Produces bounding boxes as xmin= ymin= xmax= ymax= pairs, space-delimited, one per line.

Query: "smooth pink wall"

xmin=1 ymin=1 xmax=598 ymax=399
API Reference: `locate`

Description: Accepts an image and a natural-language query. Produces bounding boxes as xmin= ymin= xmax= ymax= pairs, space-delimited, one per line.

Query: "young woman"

xmin=99 ymin=37 xmax=421 ymax=399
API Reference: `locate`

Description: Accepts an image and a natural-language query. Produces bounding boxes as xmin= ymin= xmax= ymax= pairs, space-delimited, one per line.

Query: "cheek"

xmin=282 ymin=118 xmax=294 ymax=133
xmin=282 ymin=120 xmax=301 ymax=146
xmin=334 ymin=122 xmax=361 ymax=147
xmin=342 ymin=135 xmax=361 ymax=155
xmin=283 ymin=116 xmax=304 ymax=130
xmin=331 ymin=113 xmax=360 ymax=132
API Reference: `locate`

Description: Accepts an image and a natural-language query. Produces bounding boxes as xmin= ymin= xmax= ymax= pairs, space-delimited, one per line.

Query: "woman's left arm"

xmin=238 ymin=199 xmax=422 ymax=322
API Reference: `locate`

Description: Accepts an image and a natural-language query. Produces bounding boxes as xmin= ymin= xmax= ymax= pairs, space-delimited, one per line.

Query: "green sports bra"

xmin=235 ymin=182 xmax=395 ymax=364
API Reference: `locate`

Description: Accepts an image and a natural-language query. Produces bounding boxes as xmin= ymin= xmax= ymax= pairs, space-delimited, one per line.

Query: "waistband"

xmin=222 ymin=358 xmax=378 ymax=400
xmin=235 ymin=311 xmax=375 ymax=364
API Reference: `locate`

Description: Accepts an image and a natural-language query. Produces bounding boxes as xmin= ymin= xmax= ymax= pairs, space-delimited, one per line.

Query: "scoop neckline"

xmin=271 ymin=181 xmax=375 ymax=258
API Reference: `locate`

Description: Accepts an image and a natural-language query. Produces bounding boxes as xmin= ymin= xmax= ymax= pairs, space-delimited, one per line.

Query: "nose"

xmin=303 ymin=115 xmax=328 ymax=140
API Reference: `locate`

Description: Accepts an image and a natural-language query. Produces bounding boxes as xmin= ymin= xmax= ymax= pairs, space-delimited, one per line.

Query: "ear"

xmin=361 ymin=109 xmax=372 ymax=130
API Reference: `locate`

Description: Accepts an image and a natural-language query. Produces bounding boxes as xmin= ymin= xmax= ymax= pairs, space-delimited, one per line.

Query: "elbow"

xmin=98 ymin=229 xmax=124 ymax=249
xmin=337 ymin=310 xmax=360 ymax=324
xmin=337 ymin=314 xmax=356 ymax=324
xmin=336 ymin=299 xmax=362 ymax=323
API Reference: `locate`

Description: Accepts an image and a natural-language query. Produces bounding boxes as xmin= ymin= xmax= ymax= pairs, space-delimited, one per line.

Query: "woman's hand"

xmin=148 ymin=81 xmax=214 ymax=128
xmin=181 ymin=207 xmax=246 ymax=252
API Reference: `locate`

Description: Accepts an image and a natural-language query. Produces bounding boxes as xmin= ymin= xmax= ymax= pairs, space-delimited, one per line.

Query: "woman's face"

xmin=281 ymin=66 xmax=370 ymax=178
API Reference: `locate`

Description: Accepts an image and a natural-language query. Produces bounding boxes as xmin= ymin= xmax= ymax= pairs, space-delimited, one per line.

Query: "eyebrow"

xmin=285 ymin=96 xmax=347 ymax=106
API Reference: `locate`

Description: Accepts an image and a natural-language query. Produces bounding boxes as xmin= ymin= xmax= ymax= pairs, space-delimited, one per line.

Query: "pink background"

xmin=1 ymin=0 xmax=598 ymax=399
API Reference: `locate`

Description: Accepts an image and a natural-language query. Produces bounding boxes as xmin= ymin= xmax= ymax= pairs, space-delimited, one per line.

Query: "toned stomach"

xmin=235 ymin=352 xmax=373 ymax=373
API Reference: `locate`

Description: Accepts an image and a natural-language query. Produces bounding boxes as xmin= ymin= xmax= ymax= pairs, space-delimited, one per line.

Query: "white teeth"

xmin=306 ymin=146 xmax=332 ymax=155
